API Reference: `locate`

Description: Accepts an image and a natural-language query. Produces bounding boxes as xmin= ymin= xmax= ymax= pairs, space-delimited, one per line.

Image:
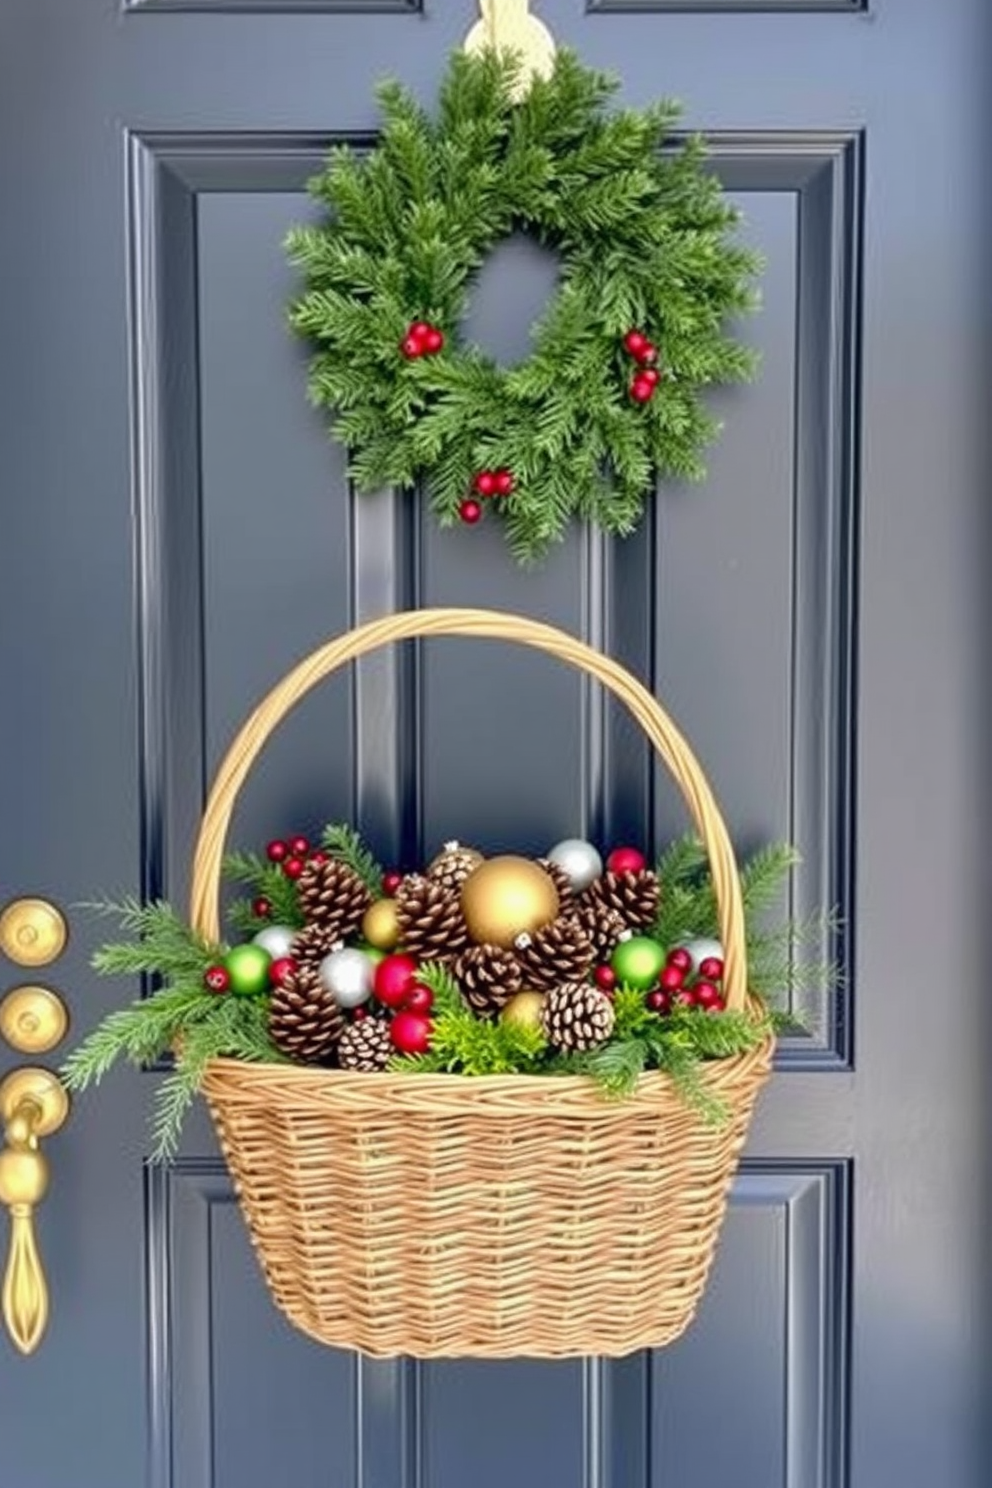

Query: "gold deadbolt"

xmin=0 ymin=987 xmax=69 ymax=1055
xmin=0 ymin=899 xmax=68 ymax=968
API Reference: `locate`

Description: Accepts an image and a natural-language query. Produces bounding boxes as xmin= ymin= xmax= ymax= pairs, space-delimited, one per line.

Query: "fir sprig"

xmin=320 ymin=823 xmax=383 ymax=895
xmin=221 ymin=852 xmax=304 ymax=931
xmin=389 ymin=962 xmax=547 ymax=1077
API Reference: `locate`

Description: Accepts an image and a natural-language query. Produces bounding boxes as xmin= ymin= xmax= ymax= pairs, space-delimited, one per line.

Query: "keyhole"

xmin=460 ymin=233 xmax=561 ymax=366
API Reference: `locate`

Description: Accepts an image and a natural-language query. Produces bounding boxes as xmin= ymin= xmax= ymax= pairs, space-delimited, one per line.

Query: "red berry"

xmin=381 ymin=870 xmax=404 ymax=896
xmin=699 ymin=956 xmax=724 ymax=982
xmin=283 ymin=855 xmax=305 ymax=879
xmin=309 ymin=850 xmax=328 ymax=866
xmin=352 ymin=1006 xmax=369 ymax=1022
xmin=645 ymin=988 xmax=670 ymax=1014
xmin=606 ymin=846 xmax=648 ymax=875
xmin=266 ymin=839 xmax=288 ymax=863
xmin=289 ymin=835 xmax=310 ymax=857
xmin=390 ymin=1011 xmax=433 ymax=1056
xmin=404 ymin=983 xmax=435 ymax=1015
xmin=694 ymin=980 xmax=725 ymax=1012
xmin=637 ymin=342 xmax=658 ymax=366
xmin=423 ymin=327 xmax=444 ymax=354
xmin=204 ymin=965 xmax=231 ymax=994
xmin=401 ymin=334 xmax=423 ymax=359
xmin=269 ymin=955 xmax=297 ymax=988
xmin=667 ymin=947 xmax=693 ymax=973
xmin=594 ymin=964 xmax=617 ymax=992
xmin=630 ymin=375 xmax=655 ymax=404
xmin=374 ymin=953 xmax=419 ymax=1009
xmin=410 ymin=321 xmax=431 ymax=342
xmin=623 ymin=330 xmax=648 ymax=357
xmin=640 ymin=367 xmax=660 ymax=386
xmin=659 ymin=963 xmax=685 ymax=991
xmin=473 ymin=471 xmax=497 ymax=497
xmin=493 ymin=469 xmax=515 ymax=496
xmin=252 ymin=896 xmax=272 ymax=919
xmin=459 ymin=498 xmax=483 ymax=525
xmin=673 ymin=988 xmax=696 ymax=1009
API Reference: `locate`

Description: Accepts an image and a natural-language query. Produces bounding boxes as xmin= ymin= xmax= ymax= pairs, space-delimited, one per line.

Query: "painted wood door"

xmin=1 ymin=1 xmax=988 ymax=1485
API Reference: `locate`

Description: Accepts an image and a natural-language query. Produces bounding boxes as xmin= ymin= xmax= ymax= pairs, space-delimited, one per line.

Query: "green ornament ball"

xmin=224 ymin=943 xmax=272 ymax=995
xmin=358 ymin=944 xmax=387 ymax=966
xmin=611 ymin=935 xmax=666 ymax=990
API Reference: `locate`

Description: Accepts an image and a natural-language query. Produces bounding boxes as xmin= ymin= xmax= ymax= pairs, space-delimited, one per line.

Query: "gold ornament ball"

xmin=460 ymin=856 xmax=560 ymax=949
xmin=362 ymin=898 xmax=401 ymax=951
xmin=500 ymin=990 xmax=546 ymax=1034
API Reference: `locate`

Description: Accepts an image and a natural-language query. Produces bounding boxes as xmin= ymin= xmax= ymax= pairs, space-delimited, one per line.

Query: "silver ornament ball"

xmin=319 ymin=947 xmax=374 ymax=1008
xmin=252 ymin=924 xmax=297 ymax=960
xmin=546 ymin=838 xmax=603 ymax=892
xmin=679 ymin=937 xmax=724 ymax=974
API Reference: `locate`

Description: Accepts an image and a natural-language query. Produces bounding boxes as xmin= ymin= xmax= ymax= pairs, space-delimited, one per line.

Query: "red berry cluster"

xmin=369 ymin=953 xmax=435 ymax=1054
xmin=645 ymin=947 xmax=725 ymax=1016
xmin=622 ymin=329 xmax=661 ymax=404
xmin=265 ymin=836 xmax=327 ymax=883
xmin=459 ymin=467 xmax=515 ymax=525
xmin=401 ymin=320 xmax=445 ymax=359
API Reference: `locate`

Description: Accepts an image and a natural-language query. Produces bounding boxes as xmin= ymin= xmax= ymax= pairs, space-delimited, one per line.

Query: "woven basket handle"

xmin=189 ymin=608 xmax=748 ymax=1012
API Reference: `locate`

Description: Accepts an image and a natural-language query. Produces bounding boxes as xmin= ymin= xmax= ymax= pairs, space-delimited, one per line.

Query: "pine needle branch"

xmin=321 ymin=823 xmax=383 ymax=894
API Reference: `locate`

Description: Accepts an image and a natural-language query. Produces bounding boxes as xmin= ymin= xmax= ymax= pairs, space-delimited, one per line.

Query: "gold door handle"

xmin=0 ymin=1069 xmax=68 ymax=1354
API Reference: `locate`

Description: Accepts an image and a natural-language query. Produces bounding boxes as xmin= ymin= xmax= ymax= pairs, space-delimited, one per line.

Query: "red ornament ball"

xmin=410 ymin=321 xmax=431 ymax=342
xmin=493 ymin=469 xmax=515 ymax=496
xmin=423 ymin=327 xmax=444 ymax=354
xmin=204 ymin=965 xmax=231 ymax=994
xmin=289 ymin=835 xmax=310 ymax=857
xmin=699 ymin=956 xmax=725 ymax=982
xmin=473 ymin=470 xmax=497 ymax=497
xmin=381 ymin=870 xmax=405 ymax=896
xmin=694 ymin=980 xmax=725 ymax=1012
xmin=659 ymin=963 xmax=685 ymax=991
xmin=673 ymin=988 xmax=696 ymax=1009
xmin=666 ymin=947 xmax=693 ymax=974
xmin=252 ymin=896 xmax=272 ymax=919
xmin=390 ymin=1011 xmax=433 ymax=1056
xmin=401 ymin=333 xmax=423 ymax=359
xmin=374 ymin=953 xmax=419 ymax=1010
xmin=637 ymin=342 xmax=658 ymax=366
xmin=630 ymin=375 xmax=655 ymax=404
xmin=594 ymin=964 xmax=617 ymax=992
xmin=266 ymin=839 xmax=288 ymax=863
xmin=404 ymin=983 xmax=435 ymax=1015
xmin=459 ymin=498 xmax=483 ymax=525
xmin=283 ymin=855 xmax=305 ymax=879
xmin=269 ymin=956 xmax=297 ymax=988
xmin=640 ymin=367 xmax=661 ymax=386
xmin=623 ymin=330 xmax=648 ymax=357
xmin=645 ymin=988 xmax=670 ymax=1014
xmin=606 ymin=846 xmax=648 ymax=875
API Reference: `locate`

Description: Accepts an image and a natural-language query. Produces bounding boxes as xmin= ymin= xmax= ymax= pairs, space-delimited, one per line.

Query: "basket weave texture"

xmin=191 ymin=608 xmax=774 ymax=1358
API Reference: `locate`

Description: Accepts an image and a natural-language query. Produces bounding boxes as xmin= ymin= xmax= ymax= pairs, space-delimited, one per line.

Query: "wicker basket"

xmin=190 ymin=608 xmax=774 ymax=1359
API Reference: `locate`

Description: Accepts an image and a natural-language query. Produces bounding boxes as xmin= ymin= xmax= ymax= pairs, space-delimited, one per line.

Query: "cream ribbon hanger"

xmin=462 ymin=0 xmax=557 ymax=100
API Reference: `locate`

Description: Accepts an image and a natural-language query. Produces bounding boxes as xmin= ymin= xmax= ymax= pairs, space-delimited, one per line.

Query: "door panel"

xmin=1 ymin=2 xmax=988 ymax=1486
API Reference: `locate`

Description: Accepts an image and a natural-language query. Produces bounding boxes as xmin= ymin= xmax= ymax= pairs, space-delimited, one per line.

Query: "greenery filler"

xmin=286 ymin=48 xmax=761 ymax=562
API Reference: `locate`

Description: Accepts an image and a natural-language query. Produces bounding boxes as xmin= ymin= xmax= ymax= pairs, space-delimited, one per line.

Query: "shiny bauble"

xmin=460 ymin=856 xmax=560 ymax=949
xmin=362 ymin=898 xmax=401 ymax=952
xmin=546 ymin=838 xmax=603 ymax=892
xmin=594 ymin=965 xmax=617 ymax=992
xmin=404 ymin=983 xmax=434 ymax=1015
xmin=204 ymin=965 xmax=231 ymax=994
xmin=382 ymin=870 xmax=404 ymax=896
xmin=319 ymin=947 xmax=374 ymax=1008
xmin=499 ymin=990 xmax=546 ymax=1034
xmin=224 ymin=943 xmax=272 ymax=996
xmin=269 ymin=956 xmax=297 ymax=988
xmin=252 ymin=924 xmax=297 ymax=960
xmin=694 ymin=980 xmax=725 ymax=1012
xmin=610 ymin=935 xmax=666 ymax=990
xmin=373 ymin=953 xmax=419 ymax=1009
xmin=678 ymin=937 xmax=723 ymax=975
xmin=606 ymin=845 xmax=648 ymax=875
xmin=390 ymin=1011 xmax=433 ymax=1056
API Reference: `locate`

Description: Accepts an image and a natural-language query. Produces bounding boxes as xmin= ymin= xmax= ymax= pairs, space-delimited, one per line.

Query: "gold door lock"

xmin=0 ymin=898 xmax=68 ymax=968
xmin=0 ymin=1068 xmax=69 ymax=1354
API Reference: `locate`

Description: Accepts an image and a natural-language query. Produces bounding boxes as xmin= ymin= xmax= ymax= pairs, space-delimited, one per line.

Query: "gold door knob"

xmin=0 ymin=1068 xmax=69 ymax=1354
xmin=0 ymin=899 xmax=68 ymax=968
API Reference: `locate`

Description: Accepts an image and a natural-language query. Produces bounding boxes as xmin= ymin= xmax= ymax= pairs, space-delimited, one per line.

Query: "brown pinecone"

xmin=336 ymin=1018 xmax=392 ymax=1072
xmin=541 ymin=982 xmax=616 ymax=1053
xmin=427 ymin=841 xmax=484 ymax=893
xmin=454 ymin=943 xmax=523 ymax=1019
xmin=268 ymin=962 xmax=345 ymax=1064
xmin=583 ymin=869 xmax=660 ymax=932
xmin=296 ymin=856 xmax=372 ymax=942
xmin=291 ymin=921 xmax=343 ymax=972
xmin=568 ymin=901 xmax=629 ymax=960
xmin=514 ymin=917 xmax=594 ymax=991
xmin=396 ymin=875 xmax=469 ymax=963
xmin=536 ymin=858 xmax=576 ymax=913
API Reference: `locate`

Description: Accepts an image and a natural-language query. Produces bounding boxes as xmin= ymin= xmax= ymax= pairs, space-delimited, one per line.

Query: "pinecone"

xmin=536 ymin=858 xmax=576 ymax=913
xmin=453 ymin=943 xmax=523 ymax=1019
xmin=268 ymin=962 xmax=345 ymax=1064
xmin=568 ymin=901 xmax=629 ymax=960
xmin=296 ymin=856 xmax=372 ymax=942
xmin=427 ymin=841 xmax=484 ymax=893
xmin=583 ymin=869 xmax=660 ymax=932
xmin=514 ymin=917 xmax=594 ymax=991
xmin=291 ymin=921 xmax=343 ymax=973
xmin=396 ymin=875 xmax=469 ymax=963
xmin=337 ymin=1018 xmax=392 ymax=1072
xmin=541 ymin=982 xmax=616 ymax=1053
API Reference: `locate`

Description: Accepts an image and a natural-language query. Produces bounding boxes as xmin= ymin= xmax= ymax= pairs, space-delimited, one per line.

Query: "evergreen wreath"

xmin=286 ymin=48 xmax=762 ymax=563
